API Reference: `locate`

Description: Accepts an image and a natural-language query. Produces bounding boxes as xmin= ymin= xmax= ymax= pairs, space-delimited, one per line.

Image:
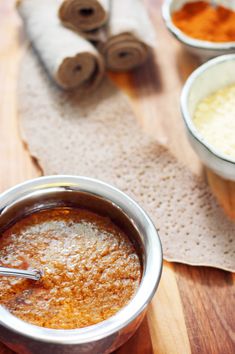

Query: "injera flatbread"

xmin=102 ymin=0 xmax=155 ymax=71
xmin=59 ymin=0 xmax=109 ymax=32
xmin=18 ymin=49 xmax=235 ymax=272
xmin=17 ymin=0 xmax=104 ymax=91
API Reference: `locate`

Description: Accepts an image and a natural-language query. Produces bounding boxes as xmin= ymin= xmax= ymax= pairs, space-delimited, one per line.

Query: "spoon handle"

xmin=0 ymin=267 xmax=41 ymax=281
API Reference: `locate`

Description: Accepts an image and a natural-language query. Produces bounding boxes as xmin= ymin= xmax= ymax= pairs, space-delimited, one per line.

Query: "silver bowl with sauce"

xmin=181 ymin=54 xmax=235 ymax=181
xmin=0 ymin=175 xmax=162 ymax=354
xmin=162 ymin=0 xmax=235 ymax=62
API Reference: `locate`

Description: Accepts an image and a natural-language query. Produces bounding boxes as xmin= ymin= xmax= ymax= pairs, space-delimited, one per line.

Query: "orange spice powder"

xmin=172 ymin=1 xmax=235 ymax=42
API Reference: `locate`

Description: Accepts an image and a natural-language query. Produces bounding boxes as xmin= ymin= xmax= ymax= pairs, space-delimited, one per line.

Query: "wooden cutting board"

xmin=0 ymin=0 xmax=234 ymax=353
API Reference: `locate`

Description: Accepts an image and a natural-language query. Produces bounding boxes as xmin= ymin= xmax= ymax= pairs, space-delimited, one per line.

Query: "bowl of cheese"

xmin=181 ymin=54 xmax=235 ymax=180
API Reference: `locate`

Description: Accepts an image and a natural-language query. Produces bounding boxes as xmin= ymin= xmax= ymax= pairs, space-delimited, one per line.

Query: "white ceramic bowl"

xmin=181 ymin=54 xmax=235 ymax=181
xmin=162 ymin=0 xmax=235 ymax=62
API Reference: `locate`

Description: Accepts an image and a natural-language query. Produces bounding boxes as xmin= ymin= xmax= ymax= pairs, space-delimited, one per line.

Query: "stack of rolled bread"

xmin=17 ymin=0 xmax=156 ymax=91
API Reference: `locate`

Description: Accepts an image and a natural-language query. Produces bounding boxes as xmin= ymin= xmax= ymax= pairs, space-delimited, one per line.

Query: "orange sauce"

xmin=0 ymin=208 xmax=141 ymax=329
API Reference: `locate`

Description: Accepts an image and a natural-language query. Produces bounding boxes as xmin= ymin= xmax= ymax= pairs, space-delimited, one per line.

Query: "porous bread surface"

xmin=19 ymin=49 xmax=235 ymax=272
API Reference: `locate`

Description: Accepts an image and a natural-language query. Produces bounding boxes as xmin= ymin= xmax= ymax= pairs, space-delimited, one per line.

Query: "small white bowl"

xmin=162 ymin=0 xmax=235 ymax=61
xmin=181 ymin=54 xmax=235 ymax=181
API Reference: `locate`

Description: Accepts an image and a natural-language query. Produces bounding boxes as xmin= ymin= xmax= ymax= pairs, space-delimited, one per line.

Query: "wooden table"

xmin=0 ymin=1 xmax=234 ymax=353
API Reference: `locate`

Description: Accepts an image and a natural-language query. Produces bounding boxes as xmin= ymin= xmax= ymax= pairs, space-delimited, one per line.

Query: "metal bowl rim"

xmin=0 ymin=175 xmax=163 ymax=345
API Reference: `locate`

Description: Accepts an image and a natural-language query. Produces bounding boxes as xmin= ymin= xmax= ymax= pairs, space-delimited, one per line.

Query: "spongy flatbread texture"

xmin=19 ymin=50 xmax=235 ymax=272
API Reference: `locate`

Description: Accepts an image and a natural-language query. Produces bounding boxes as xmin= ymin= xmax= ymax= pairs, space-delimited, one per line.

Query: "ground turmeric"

xmin=172 ymin=1 xmax=235 ymax=42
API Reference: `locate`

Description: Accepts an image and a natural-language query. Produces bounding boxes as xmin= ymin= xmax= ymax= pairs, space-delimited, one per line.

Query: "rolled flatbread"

xmin=17 ymin=0 xmax=105 ymax=90
xmin=59 ymin=0 xmax=110 ymax=32
xmin=102 ymin=0 xmax=156 ymax=71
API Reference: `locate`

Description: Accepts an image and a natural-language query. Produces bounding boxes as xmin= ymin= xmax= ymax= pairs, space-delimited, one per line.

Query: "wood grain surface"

xmin=0 ymin=0 xmax=234 ymax=353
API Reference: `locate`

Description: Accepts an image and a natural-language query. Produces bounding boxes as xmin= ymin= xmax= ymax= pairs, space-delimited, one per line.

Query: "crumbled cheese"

xmin=193 ymin=84 xmax=235 ymax=159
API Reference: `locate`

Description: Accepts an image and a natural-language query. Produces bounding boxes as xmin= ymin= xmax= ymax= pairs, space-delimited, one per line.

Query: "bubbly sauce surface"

xmin=0 ymin=208 xmax=141 ymax=329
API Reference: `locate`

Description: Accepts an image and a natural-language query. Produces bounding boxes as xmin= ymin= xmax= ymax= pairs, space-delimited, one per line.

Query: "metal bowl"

xmin=162 ymin=0 xmax=235 ymax=62
xmin=0 ymin=175 xmax=162 ymax=354
xmin=181 ymin=54 xmax=235 ymax=181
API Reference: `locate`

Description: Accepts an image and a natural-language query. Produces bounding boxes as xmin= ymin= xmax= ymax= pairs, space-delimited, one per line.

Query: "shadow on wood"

xmin=206 ymin=170 xmax=235 ymax=221
xmin=114 ymin=316 xmax=154 ymax=354
xmin=175 ymin=47 xmax=201 ymax=84
xmin=131 ymin=54 xmax=163 ymax=95
xmin=0 ymin=342 xmax=14 ymax=354
xmin=109 ymin=53 xmax=162 ymax=98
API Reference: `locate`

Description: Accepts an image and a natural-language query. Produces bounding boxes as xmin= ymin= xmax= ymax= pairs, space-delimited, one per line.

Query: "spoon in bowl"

xmin=0 ymin=267 xmax=42 ymax=281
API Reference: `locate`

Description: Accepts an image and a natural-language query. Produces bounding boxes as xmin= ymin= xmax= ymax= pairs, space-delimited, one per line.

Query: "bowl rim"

xmin=0 ymin=175 xmax=163 ymax=345
xmin=162 ymin=0 xmax=235 ymax=50
xmin=181 ymin=54 xmax=235 ymax=166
